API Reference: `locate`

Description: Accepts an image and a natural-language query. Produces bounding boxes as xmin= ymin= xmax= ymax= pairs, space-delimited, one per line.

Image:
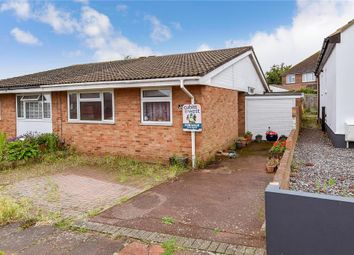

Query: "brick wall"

xmin=197 ymin=86 xmax=239 ymax=160
xmin=0 ymin=85 xmax=240 ymax=163
xmin=0 ymin=94 xmax=16 ymax=137
xmin=52 ymin=87 xmax=200 ymax=162
xmin=281 ymin=74 xmax=317 ymax=91
xmin=238 ymin=92 xmax=245 ymax=136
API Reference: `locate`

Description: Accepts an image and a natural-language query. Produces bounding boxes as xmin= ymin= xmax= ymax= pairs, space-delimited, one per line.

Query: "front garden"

xmin=0 ymin=132 xmax=188 ymax=227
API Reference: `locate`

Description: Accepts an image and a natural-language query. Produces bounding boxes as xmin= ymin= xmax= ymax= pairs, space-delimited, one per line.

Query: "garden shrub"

xmin=0 ymin=132 xmax=6 ymax=161
xmin=6 ymin=140 xmax=40 ymax=161
xmin=36 ymin=133 xmax=60 ymax=152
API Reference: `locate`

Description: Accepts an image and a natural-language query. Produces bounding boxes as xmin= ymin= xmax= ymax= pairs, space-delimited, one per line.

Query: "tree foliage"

xmin=265 ymin=63 xmax=292 ymax=85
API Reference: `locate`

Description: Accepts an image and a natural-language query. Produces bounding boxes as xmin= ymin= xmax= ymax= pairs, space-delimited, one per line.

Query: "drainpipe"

xmin=180 ymin=80 xmax=196 ymax=169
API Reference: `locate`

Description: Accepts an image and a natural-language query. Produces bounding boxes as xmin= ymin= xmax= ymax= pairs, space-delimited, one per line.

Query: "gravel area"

xmin=290 ymin=128 xmax=354 ymax=197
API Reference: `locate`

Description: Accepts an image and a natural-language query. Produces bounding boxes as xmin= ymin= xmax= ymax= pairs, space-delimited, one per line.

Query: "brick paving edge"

xmin=73 ymin=220 xmax=266 ymax=255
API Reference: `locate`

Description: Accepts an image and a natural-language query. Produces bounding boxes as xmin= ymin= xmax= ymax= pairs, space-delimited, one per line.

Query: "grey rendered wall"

xmin=265 ymin=184 xmax=354 ymax=255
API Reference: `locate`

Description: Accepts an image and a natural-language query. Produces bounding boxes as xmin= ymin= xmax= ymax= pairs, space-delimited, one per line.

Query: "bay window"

xmin=141 ymin=88 xmax=172 ymax=125
xmin=68 ymin=91 xmax=114 ymax=123
xmin=16 ymin=94 xmax=51 ymax=120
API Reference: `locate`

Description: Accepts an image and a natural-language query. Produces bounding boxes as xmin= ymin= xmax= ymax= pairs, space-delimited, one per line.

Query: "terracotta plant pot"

xmin=266 ymin=164 xmax=277 ymax=173
xmin=244 ymin=135 xmax=253 ymax=142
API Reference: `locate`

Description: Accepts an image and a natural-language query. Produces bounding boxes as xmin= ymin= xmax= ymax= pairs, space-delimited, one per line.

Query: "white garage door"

xmin=246 ymin=96 xmax=297 ymax=138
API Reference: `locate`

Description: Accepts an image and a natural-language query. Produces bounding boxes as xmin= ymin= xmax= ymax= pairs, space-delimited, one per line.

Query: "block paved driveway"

xmin=93 ymin=143 xmax=273 ymax=248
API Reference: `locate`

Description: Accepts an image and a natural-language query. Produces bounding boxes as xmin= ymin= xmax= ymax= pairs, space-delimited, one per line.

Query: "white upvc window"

xmin=302 ymin=72 xmax=316 ymax=82
xmin=67 ymin=91 xmax=114 ymax=123
xmin=16 ymin=93 xmax=51 ymax=120
xmin=141 ymin=87 xmax=172 ymax=126
xmin=286 ymin=74 xmax=295 ymax=84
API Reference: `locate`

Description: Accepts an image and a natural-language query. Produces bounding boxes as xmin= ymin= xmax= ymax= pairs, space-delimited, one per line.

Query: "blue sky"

xmin=0 ymin=0 xmax=353 ymax=79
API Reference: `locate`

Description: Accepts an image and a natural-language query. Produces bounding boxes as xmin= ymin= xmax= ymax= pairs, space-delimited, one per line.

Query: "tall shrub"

xmin=0 ymin=132 xmax=6 ymax=161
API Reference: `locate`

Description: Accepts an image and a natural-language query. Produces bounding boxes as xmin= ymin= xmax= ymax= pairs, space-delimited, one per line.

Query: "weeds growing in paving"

xmin=162 ymin=239 xmax=177 ymax=255
xmin=162 ymin=216 xmax=175 ymax=225
xmin=0 ymin=196 xmax=32 ymax=226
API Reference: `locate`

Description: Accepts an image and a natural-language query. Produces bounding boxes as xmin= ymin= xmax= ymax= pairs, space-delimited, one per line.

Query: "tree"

xmin=265 ymin=63 xmax=291 ymax=85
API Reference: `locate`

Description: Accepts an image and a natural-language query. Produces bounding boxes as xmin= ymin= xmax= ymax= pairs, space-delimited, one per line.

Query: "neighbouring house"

xmin=282 ymin=51 xmax=320 ymax=91
xmin=0 ymin=47 xmax=269 ymax=164
xmin=316 ymin=19 xmax=354 ymax=148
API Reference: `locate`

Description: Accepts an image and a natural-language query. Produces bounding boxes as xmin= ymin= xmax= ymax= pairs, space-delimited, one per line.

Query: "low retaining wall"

xmin=265 ymin=184 xmax=354 ymax=255
xmin=272 ymin=106 xmax=300 ymax=189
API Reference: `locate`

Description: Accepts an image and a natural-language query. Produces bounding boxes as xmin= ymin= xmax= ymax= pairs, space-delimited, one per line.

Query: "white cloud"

xmin=2 ymin=2 xmax=154 ymax=61
xmin=10 ymin=27 xmax=41 ymax=45
xmin=0 ymin=0 xmax=31 ymax=19
xmin=145 ymin=15 xmax=172 ymax=43
xmin=74 ymin=0 xmax=89 ymax=4
xmin=116 ymin=4 xmax=128 ymax=13
xmin=197 ymin=43 xmax=212 ymax=52
xmin=38 ymin=4 xmax=79 ymax=34
xmin=80 ymin=7 xmax=153 ymax=61
xmin=63 ymin=50 xmax=83 ymax=57
xmin=171 ymin=22 xmax=182 ymax=31
xmin=226 ymin=0 xmax=354 ymax=71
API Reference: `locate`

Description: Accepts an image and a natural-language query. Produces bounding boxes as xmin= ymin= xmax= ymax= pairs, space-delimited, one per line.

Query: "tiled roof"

xmin=0 ymin=47 xmax=252 ymax=89
xmin=283 ymin=51 xmax=320 ymax=76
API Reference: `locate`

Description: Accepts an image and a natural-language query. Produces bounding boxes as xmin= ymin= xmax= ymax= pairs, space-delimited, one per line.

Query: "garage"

xmin=245 ymin=92 xmax=303 ymax=138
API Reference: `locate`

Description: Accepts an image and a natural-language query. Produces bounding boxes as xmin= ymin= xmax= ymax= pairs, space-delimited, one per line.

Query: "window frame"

xmin=67 ymin=90 xmax=115 ymax=124
xmin=286 ymin=74 xmax=295 ymax=84
xmin=140 ymin=87 xmax=173 ymax=126
xmin=302 ymin=72 xmax=316 ymax=82
xmin=16 ymin=93 xmax=52 ymax=122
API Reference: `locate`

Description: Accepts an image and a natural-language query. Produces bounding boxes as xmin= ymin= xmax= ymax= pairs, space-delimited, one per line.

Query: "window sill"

xmin=140 ymin=122 xmax=173 ymax=127
xmin=68 ymin=120 xmax=115 ymax=125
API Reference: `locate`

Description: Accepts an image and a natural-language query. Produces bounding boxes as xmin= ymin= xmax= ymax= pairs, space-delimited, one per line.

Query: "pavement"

xmin=0 ymin=223 xmax=125 ymax=255
xmin=92 ymin=142 xmax=273 ymax=249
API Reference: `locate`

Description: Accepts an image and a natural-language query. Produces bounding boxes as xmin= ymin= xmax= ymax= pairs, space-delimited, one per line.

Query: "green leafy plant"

xmin=162 ymin=239 xmax=177 ymax=255
xmin=327 ymin=177 xmax=336 ymax=187
xmin=269 ymin=140 xmax=286 ymax=158
xmin=6 ymin=140 xmax=40 ymax=161
xmin=36 ymin=133 xmax=60 ymax=152
xmin=245 ymin=131 xmax=253 ymax=136
xmin=298 ymin=87 xmax=316 ymax=94
xmin=0 ymin=132 xmax=6 ymax=161
xmin=162 ymin=216 xmax=175 ymax=225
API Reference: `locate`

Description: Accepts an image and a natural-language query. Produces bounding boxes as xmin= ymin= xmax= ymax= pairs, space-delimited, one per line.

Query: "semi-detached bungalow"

xmin=0 ymin=47 xmax=269 ymax=164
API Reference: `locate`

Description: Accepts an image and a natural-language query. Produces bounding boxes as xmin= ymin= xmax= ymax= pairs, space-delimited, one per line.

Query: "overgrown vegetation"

xmin=298 ymin=87 xmax=317 ymax=94
xmin=0 ymin=132 xmax=64 ymax=166
xmin=265 ymin=63 xmax=291 ymax=84
xmin=0 ymin=196 xmax=32 ymax=226
xmin=162 ymin=239 xmax=177 ymax=255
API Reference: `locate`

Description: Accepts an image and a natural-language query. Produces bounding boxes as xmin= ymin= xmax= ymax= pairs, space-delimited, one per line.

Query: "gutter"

xmin=0 ymin=76 xmax=201 ymax=94
xmin=180 ymin=79 xmax=196 ymax=169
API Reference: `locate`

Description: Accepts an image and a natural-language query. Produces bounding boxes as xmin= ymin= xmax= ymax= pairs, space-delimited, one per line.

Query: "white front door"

xmin=16 ymin=93 xmax=53 ymax=136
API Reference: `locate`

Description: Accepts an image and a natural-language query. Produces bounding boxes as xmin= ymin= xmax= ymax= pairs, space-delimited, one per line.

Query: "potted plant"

xmin=244 ymin=131 xmax=253 ymax=141
xmin=236 ymin=137 xmax=247 ymax=149
xmin=266 ymin=128 xmax=278 ymax=142
xmin=269 ymin=140 xmax=286 ymax=159
xmin=266 ymin=158 xmax=278 ymax=173
xmin=255 ymin=134 xmax=262 ymax=142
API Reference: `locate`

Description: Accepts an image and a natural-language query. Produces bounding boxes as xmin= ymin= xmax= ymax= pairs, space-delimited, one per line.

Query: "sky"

xmin=0 ymin=0 xmax=354 ymax=79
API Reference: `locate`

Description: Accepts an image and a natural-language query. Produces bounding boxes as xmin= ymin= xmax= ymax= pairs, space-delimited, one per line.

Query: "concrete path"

xmin=92 ymin=142 xmax=273 ymax=249
xmin=0 ymin=223 xmax=125 ymax=255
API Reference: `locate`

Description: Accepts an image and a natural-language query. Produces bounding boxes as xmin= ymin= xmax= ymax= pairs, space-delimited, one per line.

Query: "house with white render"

xmin=316 ymin=19 xmax=354 ymax=148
